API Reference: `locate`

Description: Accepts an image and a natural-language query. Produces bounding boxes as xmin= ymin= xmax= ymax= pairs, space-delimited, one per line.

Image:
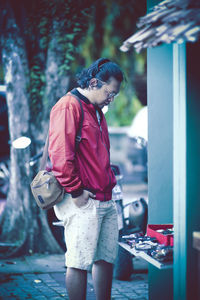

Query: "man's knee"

xmin=93 ymin=260 xmax=113 ymax=266
xmin=66 ymin=267 xmax=87 ymax=274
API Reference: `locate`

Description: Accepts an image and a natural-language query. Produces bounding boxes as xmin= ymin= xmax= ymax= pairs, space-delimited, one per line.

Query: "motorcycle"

xmin=0 ymin=136 xmax=148 ymax=280
xmin=111 ymin=163 xmax=148 ymax=236
xmin=111 ymin=163 xmax=148 ymax=280
xmin=0 ymin=158 xmax=10 ymax=199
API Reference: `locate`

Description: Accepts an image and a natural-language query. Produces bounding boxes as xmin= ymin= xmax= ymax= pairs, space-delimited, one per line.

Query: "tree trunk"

xmin=44 ymin=19 xmax=70 ymax=119
xmin=0 ymin=3 xmax=63 ymax=257
xmin=32 ymin=19 xmax=70 ymax=149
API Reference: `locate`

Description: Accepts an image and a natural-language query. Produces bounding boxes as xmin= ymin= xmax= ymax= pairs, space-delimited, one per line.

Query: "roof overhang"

xmin=120 ymin=0 xmax=200 ymax=53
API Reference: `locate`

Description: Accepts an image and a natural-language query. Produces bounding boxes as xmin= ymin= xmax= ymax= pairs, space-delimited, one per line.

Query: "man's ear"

xmin=89 ymin=78 xmax=98 ymax=88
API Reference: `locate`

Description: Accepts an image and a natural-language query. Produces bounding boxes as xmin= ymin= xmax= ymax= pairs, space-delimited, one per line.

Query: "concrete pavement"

xmin=0 ymin=182 xmax=149 ymax=299
xmin=0 ymin=253 xmax=148 ymax=300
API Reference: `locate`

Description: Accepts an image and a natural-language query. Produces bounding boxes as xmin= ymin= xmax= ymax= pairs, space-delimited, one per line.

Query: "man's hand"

xmin=73 ymin=190 xmax=96 ymax=208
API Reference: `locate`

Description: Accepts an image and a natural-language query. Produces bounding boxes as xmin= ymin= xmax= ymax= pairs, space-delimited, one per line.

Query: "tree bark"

xmin=0 ymin=2 xmax=63 ymax=257
xmin=0 ymin=0 xmax=92 ymax=258
xmin=32 ymin=19 xmax=70 ymax=149
xmin=44 ymin=19 xmax=70 ymax=118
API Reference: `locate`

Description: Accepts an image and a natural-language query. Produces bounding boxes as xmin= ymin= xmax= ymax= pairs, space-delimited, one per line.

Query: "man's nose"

xmin=108 ymin=96 xmax=114 ymax=102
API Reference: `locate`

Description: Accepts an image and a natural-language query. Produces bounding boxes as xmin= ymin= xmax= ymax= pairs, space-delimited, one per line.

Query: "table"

xmin=119 ymin=241 xmax=173 ymax=270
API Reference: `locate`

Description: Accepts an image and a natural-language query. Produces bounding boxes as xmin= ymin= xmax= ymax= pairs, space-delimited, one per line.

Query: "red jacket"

xmin=48 ymin=89 xmax=116 ymax=201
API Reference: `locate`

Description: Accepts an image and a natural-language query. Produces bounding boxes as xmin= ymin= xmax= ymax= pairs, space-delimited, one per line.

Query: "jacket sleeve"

xmin=48 ymin=100 xmax=83 ymax=197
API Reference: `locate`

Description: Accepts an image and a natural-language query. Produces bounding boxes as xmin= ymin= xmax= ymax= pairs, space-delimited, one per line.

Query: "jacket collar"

xmin=70 ymin=88 xmax=103 ymax=120
xmin=70 ymin=88 xmax=90 ymax=105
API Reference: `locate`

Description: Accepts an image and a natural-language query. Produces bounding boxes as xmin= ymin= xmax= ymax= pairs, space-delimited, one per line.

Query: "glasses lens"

xmin=97 ymin=79 xmax=118 ymax=98
xmin=108 ymin=92 xmax=118 ymax=98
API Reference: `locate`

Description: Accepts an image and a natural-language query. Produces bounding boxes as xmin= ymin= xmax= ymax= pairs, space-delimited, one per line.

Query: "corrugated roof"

xmin=120 ymin=0 xmax=200 ymax=52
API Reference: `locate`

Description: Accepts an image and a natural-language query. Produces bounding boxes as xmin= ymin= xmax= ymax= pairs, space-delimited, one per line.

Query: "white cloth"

xmin=54 ymin=194 xmax=119 ymax=270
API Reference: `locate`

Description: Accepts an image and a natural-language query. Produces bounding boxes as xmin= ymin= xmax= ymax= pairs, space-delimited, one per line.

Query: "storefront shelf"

xmin=118 ymin=242 xmax=173 ymax=270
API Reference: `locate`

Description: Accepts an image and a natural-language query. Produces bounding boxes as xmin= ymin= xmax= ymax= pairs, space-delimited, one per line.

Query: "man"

xmin=48 ymin=58 xmax=124 ymax=300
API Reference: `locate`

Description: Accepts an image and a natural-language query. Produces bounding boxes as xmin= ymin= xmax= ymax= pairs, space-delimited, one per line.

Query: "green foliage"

xmin=9 ymin=0 xmax=146 ymax=126
xmin=71 ymin=0 xmax=147 ymax=126
xmin=0 ymin=65 xmax=4 ymax=84
xmin=105 ymin=90 xmax=143 ymax=126
xmin=47 ymin=0 xmax=92 ymax=76
xmin=29 ymin=61 xmax=45 ymax=118
xmin=26 ymin=0 xmax=93 ymax=122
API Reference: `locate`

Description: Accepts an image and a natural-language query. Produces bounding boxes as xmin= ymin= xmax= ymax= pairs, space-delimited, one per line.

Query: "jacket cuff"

xmin=71 ymin=188 xmax=83 ymax=198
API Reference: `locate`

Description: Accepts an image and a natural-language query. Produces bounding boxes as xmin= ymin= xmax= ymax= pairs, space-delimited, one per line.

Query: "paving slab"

xmin=0 ymin=254 xmax=148 ymax=299
xmin=0 ymin=254 xmax=66 ymax=274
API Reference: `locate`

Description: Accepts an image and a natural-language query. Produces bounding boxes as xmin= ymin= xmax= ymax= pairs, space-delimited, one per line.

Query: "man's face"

xmin=92 ymin=77 xmax=121 ymax=108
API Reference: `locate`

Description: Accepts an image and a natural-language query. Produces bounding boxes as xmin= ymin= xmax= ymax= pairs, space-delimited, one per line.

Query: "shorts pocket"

xmin=63 ymin=214 xmax=74 ymax=227
xmin=54 ymin=194 xmax=75 ymax=221
xmin=77 ymin=198 xmax=94 ymax=210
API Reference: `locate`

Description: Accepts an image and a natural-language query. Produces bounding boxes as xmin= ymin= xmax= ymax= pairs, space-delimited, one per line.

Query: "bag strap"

xmin=75 ymin=97 xmax=84 ymax=149
xmin=40 ymin=134 xmax=50 ymax=171
xmin=39 ymin=98 xmax=84 ymax=171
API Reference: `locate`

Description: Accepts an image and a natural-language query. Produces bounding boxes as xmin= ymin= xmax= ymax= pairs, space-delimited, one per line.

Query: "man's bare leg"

xmin=92 ymin=260 xmax=113 ymax=300
xmin=66 ymin=267 xmax=87 ymax=300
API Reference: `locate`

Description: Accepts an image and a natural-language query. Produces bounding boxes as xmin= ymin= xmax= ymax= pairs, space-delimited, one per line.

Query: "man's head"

xmin=76 ymin=58 xmax=124 ymax=107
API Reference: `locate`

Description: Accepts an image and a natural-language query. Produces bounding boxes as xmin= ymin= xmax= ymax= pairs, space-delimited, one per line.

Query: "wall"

xmin=147 ymin=43 xmax=173 ymax=299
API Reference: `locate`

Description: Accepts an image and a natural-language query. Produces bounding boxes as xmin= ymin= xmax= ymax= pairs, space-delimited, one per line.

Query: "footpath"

xmin=0 ymin=183 xmax=148 ymax=299
xmin=0 ymin=253 xmax=148 ymax=300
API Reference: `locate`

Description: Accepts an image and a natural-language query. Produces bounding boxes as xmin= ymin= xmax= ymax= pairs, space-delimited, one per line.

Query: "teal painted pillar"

xmin=173 ymin=43 xmax=187 ymax=300
xmin=186 ymin=42 xmax=200 ymax=299
xmin=147 ymin=2 xmax=173 ymax=300
xmin=147 ymin=1 xmax=200 ymax=299
xmin=147 ymin=44 xmax=174 ymax=224
xmin=173 ymin=42 xmax=200 ymax=299
xmin=147 ymin=43 xmax=173 ymax=299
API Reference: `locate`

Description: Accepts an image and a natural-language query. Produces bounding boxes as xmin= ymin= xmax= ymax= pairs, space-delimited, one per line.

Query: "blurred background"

xmin=0 ymin=0 xmax=147 ymax=257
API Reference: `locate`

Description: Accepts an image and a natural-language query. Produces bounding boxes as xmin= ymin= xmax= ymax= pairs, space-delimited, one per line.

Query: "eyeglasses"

xmin=106 ymin=89 xmax=119 ymax=99
xmin=97 ymin=79 xmax=119 ymax=99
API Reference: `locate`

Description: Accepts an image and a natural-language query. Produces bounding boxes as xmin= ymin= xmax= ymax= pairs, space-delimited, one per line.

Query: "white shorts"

xmin=54 ymin=194 xmax=119 ymax=270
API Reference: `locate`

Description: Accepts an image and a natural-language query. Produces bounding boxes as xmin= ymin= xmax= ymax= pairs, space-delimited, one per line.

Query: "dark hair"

xmin=76 ymin=58 xmax=124 ymax=88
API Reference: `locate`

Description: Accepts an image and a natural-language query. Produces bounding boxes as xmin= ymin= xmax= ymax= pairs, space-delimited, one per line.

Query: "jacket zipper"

xmin=96 ymin=110 xmax=111 ymax=189
xmin=33 ymin=178 xmax=51 ymax=189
